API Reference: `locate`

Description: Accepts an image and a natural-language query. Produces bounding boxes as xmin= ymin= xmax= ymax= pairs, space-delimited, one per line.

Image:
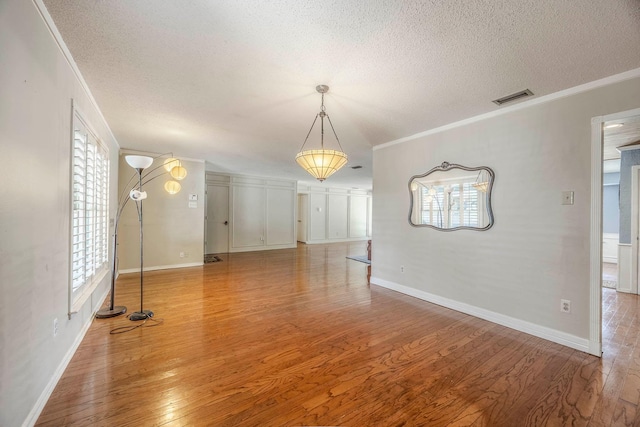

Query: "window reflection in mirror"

xmin=409 ymin=162 xmax=494 ymax=231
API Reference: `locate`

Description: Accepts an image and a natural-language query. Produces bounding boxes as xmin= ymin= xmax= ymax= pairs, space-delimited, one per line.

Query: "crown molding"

xmin=375 ymin=68 xmax=640 ymax=151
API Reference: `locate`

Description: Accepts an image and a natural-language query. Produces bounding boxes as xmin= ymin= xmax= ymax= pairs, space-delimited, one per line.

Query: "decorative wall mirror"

xmin=409 ymin=162 xmax=495 ymax=231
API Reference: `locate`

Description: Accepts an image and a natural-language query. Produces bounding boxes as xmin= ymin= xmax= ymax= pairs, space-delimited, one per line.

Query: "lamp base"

xmin=95 ymin=306 xmax=127 ymax=319
xmin=129 ymin=310 xmax=154 ymax=321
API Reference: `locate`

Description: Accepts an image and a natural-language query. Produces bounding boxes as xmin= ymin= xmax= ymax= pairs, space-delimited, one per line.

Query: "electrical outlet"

xmin=179 ymin=252 xmax=185 ymax=258
xmin=400 ymin=265 xmax=405 ymax=273
xmin=53 ymin=318 xmax=58 ymax=337
xmin=561 ymin=299 xmax=571 ymax=313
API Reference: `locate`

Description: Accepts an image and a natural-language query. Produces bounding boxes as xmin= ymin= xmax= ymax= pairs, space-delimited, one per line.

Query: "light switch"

xmin=189 ymin=194 xmax=198 ymax=201
xmin=562 ymin=191 xmax=574 ymax=205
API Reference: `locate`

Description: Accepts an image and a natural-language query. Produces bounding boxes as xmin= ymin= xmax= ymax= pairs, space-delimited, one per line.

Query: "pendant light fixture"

xmin=472 ymin=171 xmax=489 ymax=193
xmin=296 ymin=85 xmax=348 ymax=181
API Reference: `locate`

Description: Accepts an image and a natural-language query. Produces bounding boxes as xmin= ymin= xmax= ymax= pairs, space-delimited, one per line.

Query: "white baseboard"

xmin=22 ymin=299 xmax=102 ymax=427
xmin=304 ymin=237 xmax=369 ymax=245
xmin=118 ymin=262 xmax=203 ymax=274
xmin=229 ymin=243 xmax=297 ymax=253
xmin=370 ymin=276 xmax=591 ymax=354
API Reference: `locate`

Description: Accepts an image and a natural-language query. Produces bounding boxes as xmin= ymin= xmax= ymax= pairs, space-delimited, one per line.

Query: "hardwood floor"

xmin=36 ymin=242 xmax=640 ymax=426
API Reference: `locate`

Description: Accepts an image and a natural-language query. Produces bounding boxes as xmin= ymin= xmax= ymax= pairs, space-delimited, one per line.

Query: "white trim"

xmin=33 ymin=0 xmax=119 ymax=148
xmin=375 ymin=68 xmax=640 ymax=151
xmin=589 ymin=117 xmax=603 ymax=357
xmin=631 ymin=165 xmax=640 ymax=294
xmin=618 ymin=244 xmax=633 ymax=292
xmin=21 ymin=300 xmax=102 ymax=427
xmin=118 ymin=262 xmax=203 ymax=274
xmin=303 ymin=237 xmax=370 ymax=245
xmin=69 ymin=104 xmax=111 ymax=317
xmin=370 ymin=277 xmax=591 ymax=353
xmin=229 ymin=245 xmax=298 ymax=253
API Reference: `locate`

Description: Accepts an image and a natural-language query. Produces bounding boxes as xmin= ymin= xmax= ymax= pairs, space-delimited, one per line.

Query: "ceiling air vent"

xmin=492 ymin=89 xmax=534 ymax=106
xmin=351 ymin=165 xmax=363 ymax=169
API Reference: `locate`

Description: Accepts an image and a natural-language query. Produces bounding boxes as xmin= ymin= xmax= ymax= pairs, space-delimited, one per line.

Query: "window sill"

xmin=70 ymin=268 xmax=109 ymax=316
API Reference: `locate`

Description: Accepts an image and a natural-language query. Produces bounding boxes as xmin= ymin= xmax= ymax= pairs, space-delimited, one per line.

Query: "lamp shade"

xmin=164 ymin=180 xmax=181 ymax=194
xmin=125 ymin=155 xmax=153 ymax=170
xmin=170 ymin=165 xmax=188 ymax=180
xmin=296 ymin=149 xmax=348 ymax=182
xmin=164 ymin=157 xmax=180 ymax=172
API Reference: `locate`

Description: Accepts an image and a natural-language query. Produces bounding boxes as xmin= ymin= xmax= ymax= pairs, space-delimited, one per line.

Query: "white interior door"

xmin=206 ymin=185 xmax=229 ymax=254
xmin=297 ymin=194 xmax=308 ymax=242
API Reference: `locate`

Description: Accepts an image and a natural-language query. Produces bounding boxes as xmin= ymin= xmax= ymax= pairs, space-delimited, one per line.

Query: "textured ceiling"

xmin=42 ymin=0 xmax=640 ymax=189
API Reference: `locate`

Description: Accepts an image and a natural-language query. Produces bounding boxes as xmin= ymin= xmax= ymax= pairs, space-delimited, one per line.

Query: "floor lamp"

xmin=125 ymin=155 xmax=155 ymax=321
xmin=95 ymin=154 xmax=186 ymax=320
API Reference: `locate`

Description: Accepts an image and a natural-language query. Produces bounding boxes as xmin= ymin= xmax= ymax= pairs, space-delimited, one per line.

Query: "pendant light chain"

xmin=298 ymin=113 xmax=319 ymax=152
xmin=320 ymin=92 xmax=325 ymax=150
xmin=326 ymin=115 xmax=345 ymax=152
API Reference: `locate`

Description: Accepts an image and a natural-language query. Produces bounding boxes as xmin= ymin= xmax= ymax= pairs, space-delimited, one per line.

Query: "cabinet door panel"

xmin=349 ymin=196 xmax=368 ymax=238
xmin=232 ymin=186 xmax=265 ymax=248
xmin=328 ymin=194 xmax=348 ymax=239
xmin=267 ymin=188 xmax=295 ymax=245
xmin=310 ymin=193 xmax=327 ymax=241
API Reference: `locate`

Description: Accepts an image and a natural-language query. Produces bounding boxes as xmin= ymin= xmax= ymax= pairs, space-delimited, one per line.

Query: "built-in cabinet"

xmin=299 ymin=185 xmax=372 ymax=244
xmin=206 ymin=172 xmax=297 ymax=253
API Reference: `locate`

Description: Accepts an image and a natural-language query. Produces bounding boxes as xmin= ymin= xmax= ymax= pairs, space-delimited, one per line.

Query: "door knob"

xmin=224 ymin=221 xmax=228 ymax=225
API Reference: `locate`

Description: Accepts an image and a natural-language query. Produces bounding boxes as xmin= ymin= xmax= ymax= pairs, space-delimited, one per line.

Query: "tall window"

xmin=70 ymin=110 xmax=109 ymax=309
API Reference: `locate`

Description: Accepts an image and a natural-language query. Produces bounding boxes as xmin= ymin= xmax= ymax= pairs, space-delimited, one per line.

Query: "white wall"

xmin=0 ymin=1 xmax=120 ymax=425
xmin=299 ymin=185 xmax=372 ymax=244
xmin=206 ymin=172 xmax=297 ymax=252
xmin=117 ymin=155 xmax=205 ymax=272
xmin=372 ymin=74 xmax=640 ymax=351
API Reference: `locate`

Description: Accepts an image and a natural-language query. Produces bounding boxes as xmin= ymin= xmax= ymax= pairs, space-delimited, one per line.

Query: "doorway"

xmin=591 ymin=107 xmax=640 ymax=356
xmin=205 ymin=184 xmax=230 ymax=254
xmin=297 ymin=194 xmax=308 ymax=243
xmin=602 ymin=113 xmax=640 ymax=293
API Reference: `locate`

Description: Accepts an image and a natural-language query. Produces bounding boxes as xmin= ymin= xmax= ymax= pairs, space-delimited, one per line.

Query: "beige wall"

xmin=117 ymin=155 xmax=205 ymax=271
xmin=371 ymin=74 xmax=640 ymax=351
xmin=0 ymin=1 xmax=120 ymax=425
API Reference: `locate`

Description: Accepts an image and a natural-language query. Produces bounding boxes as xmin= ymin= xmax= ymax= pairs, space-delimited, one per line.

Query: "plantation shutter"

xmin=70 ymin=111 xmax=109 ymax=307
